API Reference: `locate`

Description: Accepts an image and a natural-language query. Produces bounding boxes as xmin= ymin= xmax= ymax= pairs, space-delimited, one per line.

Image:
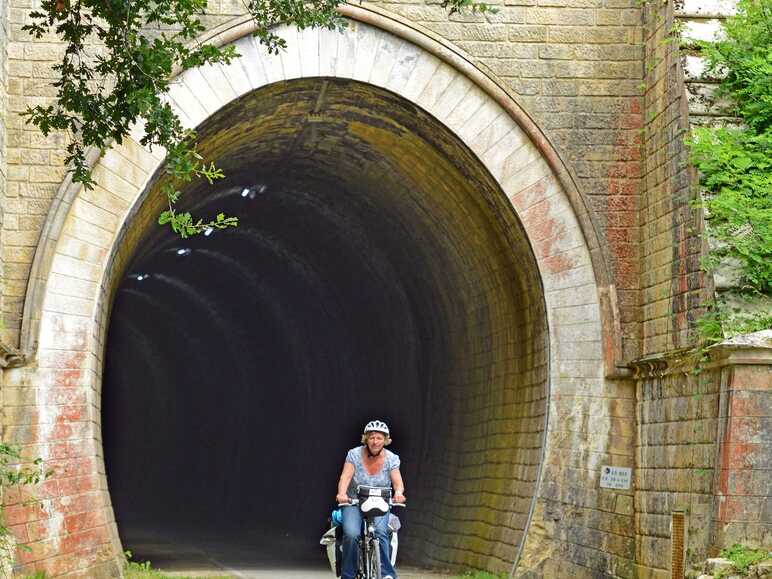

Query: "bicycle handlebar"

xmin=337 ymin=499 xmax=407 ymax=507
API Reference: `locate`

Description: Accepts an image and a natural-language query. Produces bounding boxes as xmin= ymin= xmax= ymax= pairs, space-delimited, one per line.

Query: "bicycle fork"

xmin=360 ymin=521 xmax=378 ymax=579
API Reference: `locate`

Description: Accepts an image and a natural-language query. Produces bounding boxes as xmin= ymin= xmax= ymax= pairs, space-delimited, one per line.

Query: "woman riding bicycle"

xmin=336 ymin=420 xmax=406 ymax=579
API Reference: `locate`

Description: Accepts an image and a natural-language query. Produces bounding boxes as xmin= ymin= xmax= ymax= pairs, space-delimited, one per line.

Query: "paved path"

xmin=125 ymin=526 xmax=453 ymax=579
xmin=164 ymin=565 xmax=452 ymax=578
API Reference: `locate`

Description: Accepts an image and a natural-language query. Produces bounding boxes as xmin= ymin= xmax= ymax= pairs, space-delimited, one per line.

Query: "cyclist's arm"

xmin=390 ymin=468 xmax=406 ymax=502
xmin=336 ymin=462 xmax=355 ymax=504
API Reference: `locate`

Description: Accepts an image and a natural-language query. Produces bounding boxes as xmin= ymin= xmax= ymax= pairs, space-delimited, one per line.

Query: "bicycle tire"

xmin=357 ymin=540 xmax=365 ymax=579
xmin=368 ymin=537 xmax=382 ymax=579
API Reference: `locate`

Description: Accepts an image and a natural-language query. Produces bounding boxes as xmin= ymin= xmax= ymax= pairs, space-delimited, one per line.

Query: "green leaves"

xmin=440 ymin=0 xmax=497 ymax=15
xmin=0 ymin=443 xmax=50 ymax=537
xmin=24 ymin=0 xmax=491 ymax=239
xmin=688 ymin=0 xmax=772 ymax=339
xmin=21 ymin=0 xmax=346 ymax=238
xmin=718 ymin=544 xmax=771 ymax=574
xmin=699 ymin=0 xmax=772 ymax=132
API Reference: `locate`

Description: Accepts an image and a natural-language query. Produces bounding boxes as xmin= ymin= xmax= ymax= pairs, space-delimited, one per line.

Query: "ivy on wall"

xmin=687 ymin=0 xmax=772 ymax=340
xmin=0 ymin=444 xmax=48 ymax=538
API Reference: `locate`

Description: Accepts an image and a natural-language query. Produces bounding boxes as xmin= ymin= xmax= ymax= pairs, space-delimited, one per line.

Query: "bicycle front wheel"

xmin=367 ymin=537 xmax=382 ymax=579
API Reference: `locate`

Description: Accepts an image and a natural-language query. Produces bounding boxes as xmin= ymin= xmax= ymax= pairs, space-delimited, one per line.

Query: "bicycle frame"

xmin=344 ymin=485 xmax=404 ymax=579
xmin=358 ymin=517 xmax=381 ymax=579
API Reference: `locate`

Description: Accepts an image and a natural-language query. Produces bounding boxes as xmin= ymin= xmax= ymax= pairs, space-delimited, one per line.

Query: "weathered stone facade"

xmin=0 ymin=1 xmax=768 ymax=578
xmin=0 ymin=0 xmax=8 ymax=351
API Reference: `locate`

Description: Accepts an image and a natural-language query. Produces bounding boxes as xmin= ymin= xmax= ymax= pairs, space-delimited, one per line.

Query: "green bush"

xmin=687 ymin=0 xmax=772 ymax=338
xmin=719 ymin=543 xmax=771 ymax=574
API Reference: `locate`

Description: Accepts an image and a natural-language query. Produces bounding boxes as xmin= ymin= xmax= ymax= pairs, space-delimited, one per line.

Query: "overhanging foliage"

xmin=688 ymin=0 xmax=772 ymax=339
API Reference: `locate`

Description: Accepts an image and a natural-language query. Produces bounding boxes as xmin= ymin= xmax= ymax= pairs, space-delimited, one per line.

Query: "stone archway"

xmin=8 ymin=6 xmax=631 ymax=577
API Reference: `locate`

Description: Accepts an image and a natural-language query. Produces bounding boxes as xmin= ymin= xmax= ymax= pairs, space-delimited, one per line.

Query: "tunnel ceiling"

xmin=103 ymin=77 xmax=549 ymax=570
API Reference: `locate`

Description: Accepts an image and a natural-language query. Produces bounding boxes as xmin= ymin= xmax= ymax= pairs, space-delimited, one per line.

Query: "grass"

xmin=453 ymin=571 xmax=509 ymax=579
xmin=125 ymin=558 xmax=232 ymax=579
xmin=22 ymin=559 xmax=234 ymax=579
xmin=715 ymin=544 xmax=771 ymax=577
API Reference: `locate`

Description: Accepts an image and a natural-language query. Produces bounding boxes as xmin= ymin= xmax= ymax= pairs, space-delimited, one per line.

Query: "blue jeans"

xmin=341 ymin=505 xmax=397 ymax=579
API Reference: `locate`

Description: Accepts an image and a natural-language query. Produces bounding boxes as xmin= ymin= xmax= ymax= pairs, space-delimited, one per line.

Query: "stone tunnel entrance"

xmin=102 ymin=78 xmax=549 ymax=573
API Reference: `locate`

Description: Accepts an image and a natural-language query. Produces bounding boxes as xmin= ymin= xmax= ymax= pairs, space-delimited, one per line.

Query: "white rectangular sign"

xmin=600 ymin=466 xmax=632 ymax=490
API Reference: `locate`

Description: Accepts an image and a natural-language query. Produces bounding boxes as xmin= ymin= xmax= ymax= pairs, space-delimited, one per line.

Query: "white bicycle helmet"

xmin=363 ymin=420 xmax=390 ymax=436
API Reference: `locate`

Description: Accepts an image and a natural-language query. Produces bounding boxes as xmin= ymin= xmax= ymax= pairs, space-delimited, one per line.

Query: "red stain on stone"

xmin=47 ymin=457 xmax=95 ymax=480
xmin=46 ymin=351 xmax=87 ymax=370
xmin=9 ymin=523 xmax=30 ymax=544
xmin=58 ymin=474 xmax=97 ymax=496
xmin=721 ymin=497 xmax=746 ymax=521
xmin=44 ymin=387 xmax=87 ymax=405
xmin=729 ymin=470 xmax=751 ymax=495
xmin=52 ymin=421 xmax=74 ymax=441
xmin=54 ymin=369 xmax=84 ymax=388
xmin=64 ymin=509 xmax=105 ymax=534
xmin=718 ymin=464 xmax=731 ymax=520
xmin=27 ymin=519 xmax=58 ymax=543
xmin=542 ymin=253 xmax=574 ymax=274
xmin=518 ymin=192 xmax=575 ymax=275
xmin=730 ymin=443 xmax=760 ymax=469
xmin=3 ymin=503 xmax=45 ymax=526
xmin=509 ymin=175 xmax=549 ymax=213
xmin=60 ymin=527 xmax=107 ymax=555
xmin=16 ymin=537 xmax=59 ymax=565
xmin=6 ymin=365 xmax=110 ymax=576
xmin=37 ymin=478 xmax=61 ymax=500
xmin=606 ymin=97 xmax=643 ymax=320
xmin=717 ymin=417 xmax=757 ymax=522
xmin=59 ymin=405 xmax=85 ymax=422
xmin=41 ymin=553 xmax=80 ymax=577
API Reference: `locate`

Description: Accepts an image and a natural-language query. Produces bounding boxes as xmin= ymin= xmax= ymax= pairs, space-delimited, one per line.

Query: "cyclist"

xmin=336 ymin=420 xmax=406 ymax=579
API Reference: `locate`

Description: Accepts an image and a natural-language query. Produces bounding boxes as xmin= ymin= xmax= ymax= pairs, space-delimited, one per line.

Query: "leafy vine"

xmin=687 ymin=0 xmax=772 ymax=341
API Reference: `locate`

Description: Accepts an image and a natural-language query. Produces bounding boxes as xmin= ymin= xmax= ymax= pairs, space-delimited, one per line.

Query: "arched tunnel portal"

xmin=102 ymin=78 xmax=550 ymax=572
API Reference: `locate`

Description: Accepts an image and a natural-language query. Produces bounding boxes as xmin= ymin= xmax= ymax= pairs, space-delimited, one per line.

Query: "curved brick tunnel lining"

xmin=102 ymin=78 xmax=549 ymax=572
xmin=4 ymin=14 xmax=618 ymax=577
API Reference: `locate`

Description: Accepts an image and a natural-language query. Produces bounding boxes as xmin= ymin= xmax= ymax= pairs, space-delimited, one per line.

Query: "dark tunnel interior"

xmin=102 ymin=78 xmax=549 ymax=571
xmin=103 ymin=175 xmax=445 ymax=558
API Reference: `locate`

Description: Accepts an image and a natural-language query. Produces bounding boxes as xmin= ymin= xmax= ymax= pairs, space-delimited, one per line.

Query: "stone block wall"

xmin=1 ymin=2 xmax=251 ymax=349
xmin=331 ymin=0 xmax=647 ymax=371
xmin=0 ymin=0 xmax=648 ymax=365
xmin=678 ymin=0 xmax=738 ymax=127
xmin=711 ymin=345 xmax=772 ymax=550
xmin=3 ymin=3 xmax=65 ymax=349
xmin=640 ymin=0 xmax=707 ymax=357
xmin=0 ymin=0 xmax=8 ymax=333
xmin=635 ymin=5 xmax=716 ymax=575
xmin=634 ymin=3 xmax=772 ymax=577
xmin=634 ymin=361 xmax=721 ymax=578
xmin=633 ymin=336 xmax=772 ymax=578
xmin=372 ymin=0 xmax=646 ymax=362
xmin=4 ymin=1 xmax=769 ymax=579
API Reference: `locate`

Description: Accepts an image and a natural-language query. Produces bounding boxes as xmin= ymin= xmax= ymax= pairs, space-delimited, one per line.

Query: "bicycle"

xmin=342 ymin=485 xmax=405 ymax=579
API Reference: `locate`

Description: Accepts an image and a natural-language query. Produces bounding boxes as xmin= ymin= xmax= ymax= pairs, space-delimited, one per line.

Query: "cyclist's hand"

xmin=393 ymin=493 xmax=406 ymax=504
xmin=336 ymin=493 xmax=351 ymax=505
